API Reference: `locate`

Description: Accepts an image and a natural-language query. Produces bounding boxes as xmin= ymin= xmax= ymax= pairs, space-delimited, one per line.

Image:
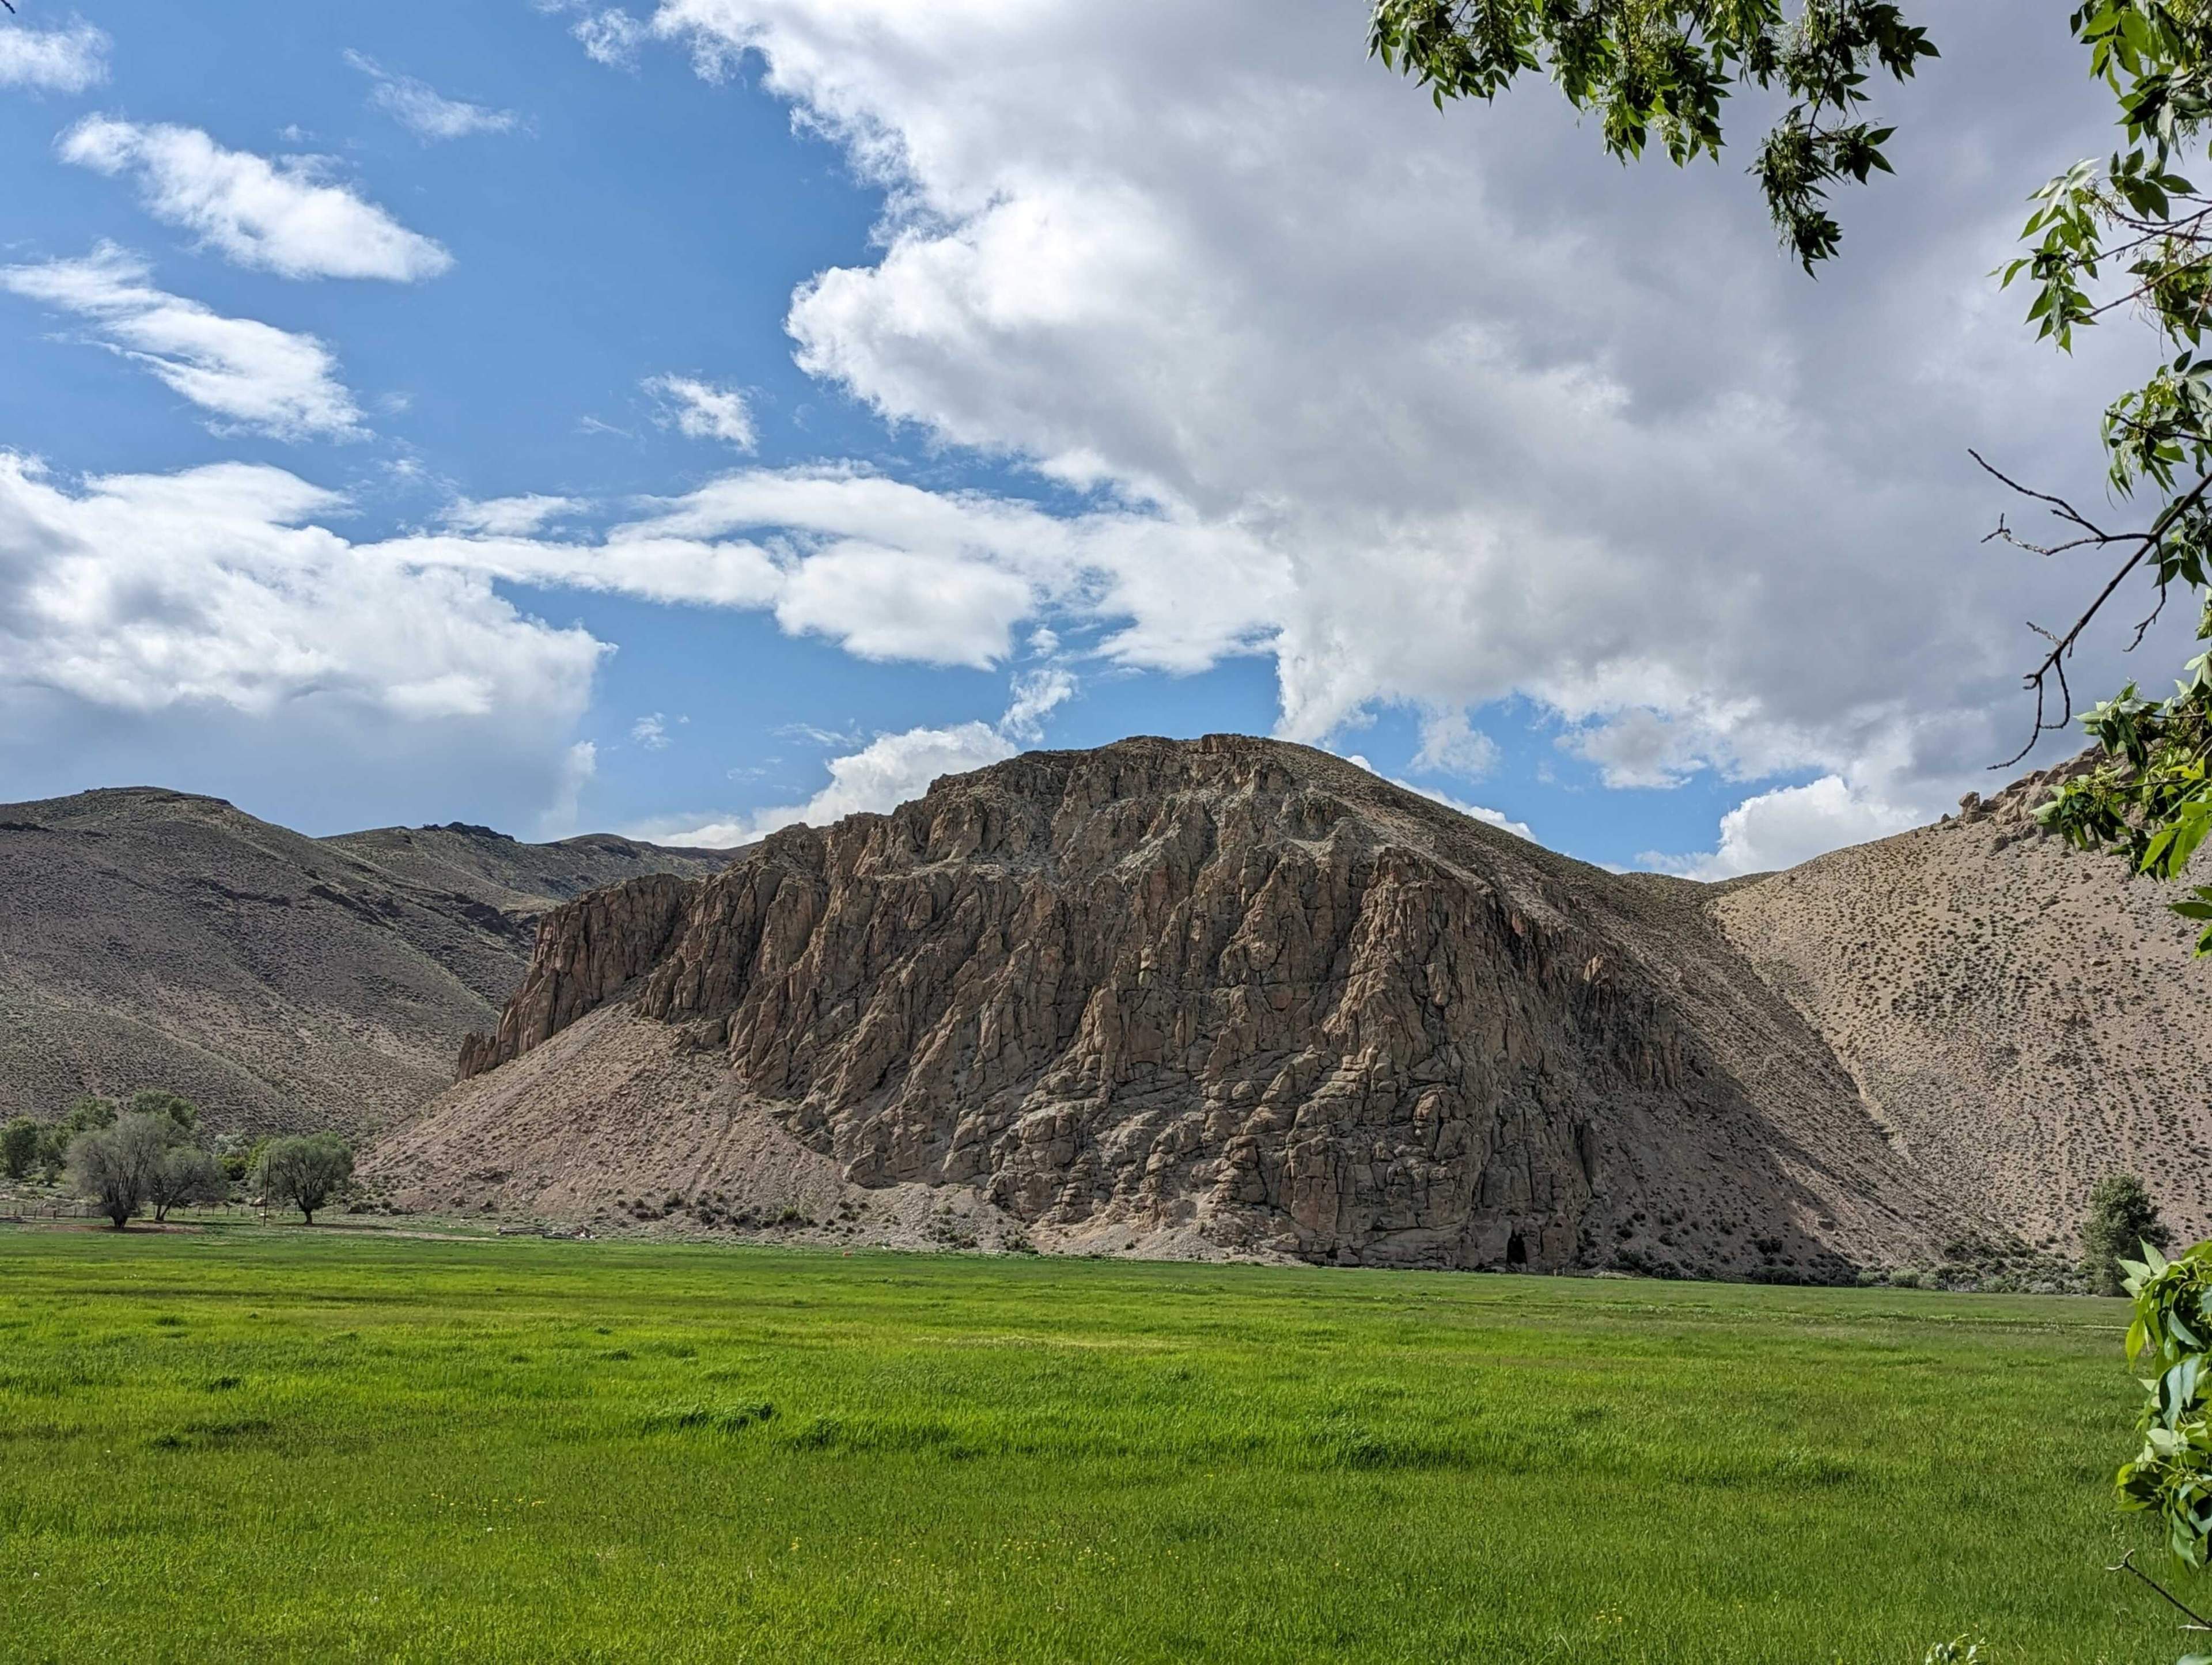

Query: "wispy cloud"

xmin=645 ymin=374 xmax=757 ymax=449
xmin=641 ymin=672 xmax=1075 ymax=848
xmin=346 ymin=52 xmax=520 ymax=142
xmin=440 ymin=494 xmax=584 ymax=536
xmin=0 ymin=15 xmax=107 ymax=93
xmin=0 ymin=244 xmax=363 ymax=439
xmin=535 ymin=2 xmax=649 ymax=69
xmin=58 ymin=116 xmax=452 ymax=282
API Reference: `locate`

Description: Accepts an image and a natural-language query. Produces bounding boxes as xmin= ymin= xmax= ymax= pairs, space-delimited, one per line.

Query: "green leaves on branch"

xmin=1979 ymin=3 xmax=2212 ymax=936
xmin=2118 ymin=1241 xmax=2212 ymax=1567
xmin=2038 ymin=601 xmax=2212 ymax=950
xmin=1368 ymin=0 xmax=1935 ymax=267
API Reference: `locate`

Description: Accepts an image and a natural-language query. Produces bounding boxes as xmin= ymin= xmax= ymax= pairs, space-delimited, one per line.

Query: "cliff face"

xmin=429 ymin=736 xmax=1941 ymax=1276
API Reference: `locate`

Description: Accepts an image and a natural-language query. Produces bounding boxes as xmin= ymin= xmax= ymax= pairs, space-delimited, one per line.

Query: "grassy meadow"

xmin=0 ymin=1224 xmax=2182 ymax=1663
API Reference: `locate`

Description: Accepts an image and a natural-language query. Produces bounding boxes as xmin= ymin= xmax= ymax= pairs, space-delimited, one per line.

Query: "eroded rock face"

xmin=454 ymin=736 xmax=1945 ymax=1276
xmin=456 ymin=874 xmax=692 ymax=1080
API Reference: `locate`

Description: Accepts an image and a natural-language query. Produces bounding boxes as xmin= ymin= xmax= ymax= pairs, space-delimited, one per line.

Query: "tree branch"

xmin=1972 ymin=452 xmax=2212 ymax=766
xmin=2109 ymin=1549 xmax=2212 ymax=1631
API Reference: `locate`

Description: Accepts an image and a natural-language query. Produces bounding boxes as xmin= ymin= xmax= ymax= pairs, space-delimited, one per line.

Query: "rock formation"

xmin=388 ymin=736 xmax=1952 ymax=1276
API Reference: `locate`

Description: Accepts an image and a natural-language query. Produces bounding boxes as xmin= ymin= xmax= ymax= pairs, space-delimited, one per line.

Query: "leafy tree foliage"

xmin=66 ymin=1112 xmax=174 ymax=1229
xmin=129 ymin=1089 xmax=199 ymax=1136
xmin=1 ymin=1117 xmax=36 ymax=1181
xmin=146 ymin=1146 xmax=226 ymax=1223
xmin=215 ymin=1133 xmax=260 ymax=1186
xmin=2120 ymin=1241 xmax=2212 ymax=1567
xmin=255 ymin=1134 xmax=354 ymax=1225
xmin=1374 ymin=0 xmax=2212 ymax=946
xmin=33 ymin=1122 xmax=74 ymax=1179
xmin=64 ymin=1094 xmax=116 ymax=1133
xmin=1369 ymin=0 xmax=1935 ymax=268
xmin=2086 ymin=1171 xmax=2176 ymax=1295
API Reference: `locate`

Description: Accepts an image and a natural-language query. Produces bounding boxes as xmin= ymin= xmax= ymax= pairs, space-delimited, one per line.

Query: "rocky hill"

xmin=0 ymin=788 xmax=727 ymax=1135
xmin=368 ymin=735 xmax=1968 ymax=1277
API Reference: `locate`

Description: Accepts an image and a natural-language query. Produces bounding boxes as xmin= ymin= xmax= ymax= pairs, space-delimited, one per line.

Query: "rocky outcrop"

xmin=456 ymin=874 xmax=694 ymax=1079
xmin=437 ymin=735 xmax=1946 ymax=1276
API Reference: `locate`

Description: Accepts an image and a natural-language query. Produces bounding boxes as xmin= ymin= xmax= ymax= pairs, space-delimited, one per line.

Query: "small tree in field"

xmin=255 ymin=1135 xmax=353 ymax=1224
xmin=2085 ymin=1174 xmax=2173 ymax=1297
xmin=146 ymin=1146 xmax=226 ymax=1223
xmin=66 ymin=1113 xmax=172 ymax=1228
xmin=1 ymin=1117 xmax=36 ymax=1180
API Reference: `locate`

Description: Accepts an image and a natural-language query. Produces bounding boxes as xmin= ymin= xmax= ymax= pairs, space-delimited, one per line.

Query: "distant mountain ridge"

xmin=0 ymin=787 xmax=729 ymax=1133
xmin=8 ymin=737 xmax=2206 ymax=1274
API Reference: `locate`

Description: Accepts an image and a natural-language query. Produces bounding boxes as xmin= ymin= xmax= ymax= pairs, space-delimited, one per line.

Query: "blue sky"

xmin=0 ymin=1 xmax=2164 ymax=874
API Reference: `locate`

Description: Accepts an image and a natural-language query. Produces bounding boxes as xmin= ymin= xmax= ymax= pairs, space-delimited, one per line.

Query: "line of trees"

xmin=2 ymin=1090 xmax=353 ymax=1227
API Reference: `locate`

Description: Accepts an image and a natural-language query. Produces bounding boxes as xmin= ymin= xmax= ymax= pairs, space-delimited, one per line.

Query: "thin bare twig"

xmin=1974 ymin=450 xmax=2212 ymax=766
xmin=2109 ymin=1549 xmax=2212 ymax=1631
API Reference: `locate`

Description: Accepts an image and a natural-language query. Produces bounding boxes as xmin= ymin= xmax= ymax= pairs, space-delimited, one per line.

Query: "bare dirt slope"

xmin=370 ymin=735 xmax=1955 ymax=1278
xmin=0 ymin=788 xmax=726 ymax=1135
xmin=1710 ymin=759 xmax=2212 ymax=1246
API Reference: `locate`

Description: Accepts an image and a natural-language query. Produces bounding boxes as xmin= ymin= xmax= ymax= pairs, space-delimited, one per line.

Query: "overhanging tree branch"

xmin=1972 ymin=452 xmax=2212 ymax=766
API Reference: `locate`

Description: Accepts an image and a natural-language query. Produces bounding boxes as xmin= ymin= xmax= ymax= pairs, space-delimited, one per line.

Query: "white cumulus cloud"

xmin=632 ymin=0 xmax=2155 ymax=864
xmin=540 ymin=741 xmax=600 ymax=836
xmin=0 ymin=453 xmax=604 ymax=721
xmin=642 ymin=667 xmax=1081 ymax=846
xmin=1649 ymin=776 xmax=1923 ymax=881
xmin=651 ymin=722 xmax=1015 ymax=847
xmin=1001 ymin=666 xmax=1075 ymax=742
xmin=58 ymin=116 xmax=453 ymax=282
xmin=440 ymin=494 xmax=585 ymax=536
xmin=1412 ymin=707 xmax=1499 ymax=781
xmin=0 ymin=244 xmax=363 ymax=439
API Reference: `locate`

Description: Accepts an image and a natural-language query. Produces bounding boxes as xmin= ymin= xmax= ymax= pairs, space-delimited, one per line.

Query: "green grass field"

xmin=0 ymin=1225 xmax=2183 ymax=1663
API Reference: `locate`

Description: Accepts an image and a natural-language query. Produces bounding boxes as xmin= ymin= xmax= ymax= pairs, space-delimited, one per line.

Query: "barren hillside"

xmin=1710 ymin=760 xmax=2212 ymax=1245
xmin=0 ymin=788 xmax=727 ymax=1134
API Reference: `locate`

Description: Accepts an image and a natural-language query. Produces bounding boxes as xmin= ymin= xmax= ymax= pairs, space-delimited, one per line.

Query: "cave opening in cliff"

xmin=1506 ymin=1232 xmax=1527 ymax=1266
